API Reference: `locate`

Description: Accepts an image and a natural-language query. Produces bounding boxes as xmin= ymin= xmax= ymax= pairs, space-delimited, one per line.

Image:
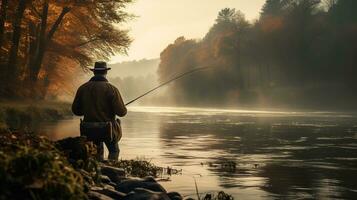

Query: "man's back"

xmin=72 ymin=61 xmax=126 ymax=161
xmin=72 ymin=76 xmax=127 ymax=122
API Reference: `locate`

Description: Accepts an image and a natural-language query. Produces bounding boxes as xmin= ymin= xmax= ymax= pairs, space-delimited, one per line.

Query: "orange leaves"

xmin=0 ymin=0 xmax=132 ymax=99
xmin=260 ymin=15 xmax=284 ymax=33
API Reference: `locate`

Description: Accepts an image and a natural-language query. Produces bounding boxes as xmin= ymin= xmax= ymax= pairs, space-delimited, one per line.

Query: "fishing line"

xmin=125 ymin=66 xmax=213 ymax=106
xmin=124 ymin=66 xmax=215 ymax=106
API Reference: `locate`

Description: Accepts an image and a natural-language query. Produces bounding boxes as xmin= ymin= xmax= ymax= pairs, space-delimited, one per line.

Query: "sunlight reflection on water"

xmin=40 ymin=106 xmax=357 ymax=199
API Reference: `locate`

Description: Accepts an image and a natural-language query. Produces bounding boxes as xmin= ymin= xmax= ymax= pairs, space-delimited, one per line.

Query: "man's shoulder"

xmin=77 ymin=80 xmax=118 ymax=92
xmin=107 ymin=82 xmax=119 ymax=91
xmin=78 ymin=81 xmax=91 ymax=90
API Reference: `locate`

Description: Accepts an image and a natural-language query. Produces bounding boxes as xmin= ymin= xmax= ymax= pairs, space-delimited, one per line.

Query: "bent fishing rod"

xmin=125 ymin=66 xmax=213 ymax=106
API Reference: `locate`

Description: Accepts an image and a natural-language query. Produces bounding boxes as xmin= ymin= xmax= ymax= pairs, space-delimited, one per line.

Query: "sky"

xmin=110 ymin=0 xmax=266 ymax=63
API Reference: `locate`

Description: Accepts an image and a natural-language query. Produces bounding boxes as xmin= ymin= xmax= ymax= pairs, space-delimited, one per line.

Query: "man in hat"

xmin=72 ymin=61 xmax=127 ymax=161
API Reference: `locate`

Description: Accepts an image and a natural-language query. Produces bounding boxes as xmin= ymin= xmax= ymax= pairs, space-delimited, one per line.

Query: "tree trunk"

xmin=0 ymin=0 xmax=9 ymax=48
xmin=27 ymin=22 xmax=38 ymax=70
xmin=29 ymin=1 xmax=48 ymax=82
xmin=48 ymin=7 xmax=71 ymax=40
xmin=29 ymin=6 xmax=70 ymax=82
xmin=0 ymin=0 xmax=9 ymax=95
xmin=6 ymin=0 xmax=27 ymax=86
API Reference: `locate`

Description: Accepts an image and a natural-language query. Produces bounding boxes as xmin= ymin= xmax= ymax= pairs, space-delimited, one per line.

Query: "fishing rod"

xmin=125 ymin=66 xmax=213 ymax=106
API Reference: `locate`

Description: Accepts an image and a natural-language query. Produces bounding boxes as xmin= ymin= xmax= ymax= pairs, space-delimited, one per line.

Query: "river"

xmin=40 ymin=106 xmax=357 ymax=199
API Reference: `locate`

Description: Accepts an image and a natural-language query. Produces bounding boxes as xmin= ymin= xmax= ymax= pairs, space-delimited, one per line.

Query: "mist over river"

xmin=40 ymin=106 xmax=357 ymax=199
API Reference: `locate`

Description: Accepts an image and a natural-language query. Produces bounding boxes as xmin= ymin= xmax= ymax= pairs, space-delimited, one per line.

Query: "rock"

xmin=167 ymin=192 xmax=183 ymax=200
xmin=88 ymin=191 xmax=114 ymax=200
xmin=90 ymin=186 xmax=105 ymax=192
xmin=143 ymin=176 xmax=156 ymax=182
xmin=97 ymin=188 xmax=126 ymax=199
xmin=79 ymin=169 xmax=95 ymax=185
xmin=55 ymin=136 xmax=96 ymax=163
xmin=89 ymin=185 xmax=125 ymax=199
xmin=100 ymin=175 xmax=112 ymax=184
xmin=102 ymin=184 xmax=115 ymax=191
xmin=108 ymin=181 xmax=117 ymax=188
xmin=123 ymin=188 xmax=171 ymax=200
xmin=115 ymin=177 xmax=166 ymax=194
xmin=101 ymin=165 xmax=126 ymax=183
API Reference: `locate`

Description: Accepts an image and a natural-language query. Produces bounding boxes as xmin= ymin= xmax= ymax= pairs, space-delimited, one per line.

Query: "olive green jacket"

xmin=72 ymin=75 xmax=127 ymax=141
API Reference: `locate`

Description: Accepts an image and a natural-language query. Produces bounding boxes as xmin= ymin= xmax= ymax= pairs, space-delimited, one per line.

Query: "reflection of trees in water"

xmin=259 ymin=165 xmax=318 ymax=198
xmin=259 ymin=164 xmax=357 ymax=199
xmin=157 ymin=114 xmax=357 ymax=198
xmin=158 ymin=115 xmax=278 ymax=154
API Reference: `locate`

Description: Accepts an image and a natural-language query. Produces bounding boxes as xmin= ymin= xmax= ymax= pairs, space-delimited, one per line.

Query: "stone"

xmin=88 ymin=191 xmax=114 ymax=200
xmin=122 ymin=188 xmax=171 ymax=200
xmin=100 ymin=175 xmax=112 ymax=184
xmin=101 ymin=165 xmax=126 ymax=183
xmin=108 ymin=181 xmax=117 ymax=188
xmin=79 ymin=169 xmax=94 ymax=185
xmin=167 ymin=192 xmax=183 ymax=200
xmin=102 ymin=184 xmax=115 ymax=191
xmin=56 ymin=136 xmax=96 ymax=162
xmin=143 ymin=176 xmax=156 ymax=182
xmin=115 ymin=177 xmax=166 ymax=194
xmin=97 ymin=188 xmax=126 ymax=199
xmin=90 ymin=186 xmax=105 ymax=191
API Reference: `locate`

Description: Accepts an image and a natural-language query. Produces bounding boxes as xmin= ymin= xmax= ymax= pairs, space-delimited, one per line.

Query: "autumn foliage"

xmin=0 ymin=0 xmax=132 ymax=99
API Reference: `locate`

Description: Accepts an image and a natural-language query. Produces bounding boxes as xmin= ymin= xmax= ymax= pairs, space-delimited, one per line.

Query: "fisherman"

xmin=72 ymin=61 xmax=127 ymax=161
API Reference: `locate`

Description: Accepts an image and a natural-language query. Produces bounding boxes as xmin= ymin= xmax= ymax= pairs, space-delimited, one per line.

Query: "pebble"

xmin=88 ymin=164 xmax=183 ymax=200
xmin=122 ymin=188 xmax=171 ymax=200
xmin=101 ymin=165 xmax=126 ymax=183
xmin=88 ymin=191 xmax=114 ymax=200
xmin=115 ymin=176 xmax=167 ymax=194
xmin=100 ymin=175 xmax=112 ymax=184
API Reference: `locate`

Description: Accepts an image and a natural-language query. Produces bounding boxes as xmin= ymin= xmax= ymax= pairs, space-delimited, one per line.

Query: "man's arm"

xmin=112 ymin=87 xmax=127 ymax=117
xmin=72 ymin=88 xmax=84 ymax=116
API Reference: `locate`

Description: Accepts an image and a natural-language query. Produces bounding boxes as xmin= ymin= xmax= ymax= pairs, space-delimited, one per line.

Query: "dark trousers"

xmin=95 ymin=140 xmax=120 ymax=161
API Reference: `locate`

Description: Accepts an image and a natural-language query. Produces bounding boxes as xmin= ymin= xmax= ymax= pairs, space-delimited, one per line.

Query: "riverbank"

xmin=0 ymin=101 xmax=72 ymax=130
xmin=0 ymin=131 xmax=233 ymax=200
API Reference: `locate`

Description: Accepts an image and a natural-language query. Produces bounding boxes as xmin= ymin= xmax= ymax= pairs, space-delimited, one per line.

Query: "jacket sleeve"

xmin=112 ymin=87 xmax=127 ymax=117
xmin=72 ymin=88 xmax=84 ymax=116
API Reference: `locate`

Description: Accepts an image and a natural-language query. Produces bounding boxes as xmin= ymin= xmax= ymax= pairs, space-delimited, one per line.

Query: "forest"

xmin=158 ymin=0 xmax=357 ymax=109
xmin=1 ymin=0 xmax=356 ymax=109
xmin=0 ymin=0 xmax=132 ymax=99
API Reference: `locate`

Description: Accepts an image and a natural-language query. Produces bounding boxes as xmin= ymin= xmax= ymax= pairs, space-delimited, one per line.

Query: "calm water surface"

xmin=41 ymin=106 xmax=357 ymax=199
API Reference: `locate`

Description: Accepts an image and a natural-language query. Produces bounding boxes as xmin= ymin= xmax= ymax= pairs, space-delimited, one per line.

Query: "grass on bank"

xmin=0 ymin=131 xmax=88 ymax=199
xmin=0 ymin=101 xmax=72 ymax=130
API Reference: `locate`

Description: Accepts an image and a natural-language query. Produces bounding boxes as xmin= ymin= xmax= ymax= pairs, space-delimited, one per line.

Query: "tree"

xmin=28 ymin=1 xmax=71 ymax=83
xmin=6 ymin=0 xmax=28 ymax=94
xmin=260 ymin=0 xmax=292 ymax=18
xmin=0 ymin=0 xmax=9 ymax=48
xmin=329 ymin=0 xmax=357 ymax=24
xmin=0 ymin=0 xmax=133 ymax=99
xmin=158 ymin=3 xmax=357 ymax=108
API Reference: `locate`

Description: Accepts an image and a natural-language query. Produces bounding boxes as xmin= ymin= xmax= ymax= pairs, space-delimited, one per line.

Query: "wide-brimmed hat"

xmin=89 ymin=61 xmax=111 ymax=71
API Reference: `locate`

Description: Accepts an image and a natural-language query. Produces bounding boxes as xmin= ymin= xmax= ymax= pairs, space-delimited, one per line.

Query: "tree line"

xmin=0 ymin=0 xmax=132 ymax=99
xmin=158 ymin=0 xmax=357 ymax=109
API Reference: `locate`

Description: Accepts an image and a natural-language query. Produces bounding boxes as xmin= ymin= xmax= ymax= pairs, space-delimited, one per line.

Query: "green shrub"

xmin=107 ymin=159 xmax=162 ymax=178
xmin=0 ymin=132 xmax=88 ymax=200
xmin=0 ymin=102 xmax=71 ymax=130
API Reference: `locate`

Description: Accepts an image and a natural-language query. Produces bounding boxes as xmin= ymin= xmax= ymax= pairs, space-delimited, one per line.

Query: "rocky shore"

xmin=0 ymin=130 xmax=233 ymax=200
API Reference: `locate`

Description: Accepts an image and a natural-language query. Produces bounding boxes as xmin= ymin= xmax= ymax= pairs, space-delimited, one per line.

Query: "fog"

xmin=156 ymin=1 xmax=357 ymax=110
xmin=108 ymin=59 xmax=160 ymax=105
